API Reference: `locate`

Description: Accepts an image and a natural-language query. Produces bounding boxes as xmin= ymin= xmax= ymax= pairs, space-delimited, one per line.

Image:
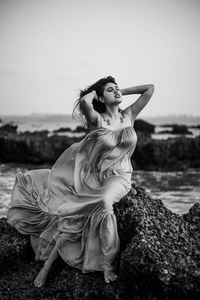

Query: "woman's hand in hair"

xmin=81 ymin=90 xmax=98 ymax=102
xmin=80 ymin=91 xmax=99 ymax=126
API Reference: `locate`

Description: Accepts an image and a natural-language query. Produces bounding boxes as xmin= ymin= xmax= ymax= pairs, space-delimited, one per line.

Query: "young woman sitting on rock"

xmin=7 ymin=76 xmax=154 ymax=287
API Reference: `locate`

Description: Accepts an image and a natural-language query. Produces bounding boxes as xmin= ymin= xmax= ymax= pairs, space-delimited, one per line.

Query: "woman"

xmin=7 ymin=76 xmax=154 ymax=287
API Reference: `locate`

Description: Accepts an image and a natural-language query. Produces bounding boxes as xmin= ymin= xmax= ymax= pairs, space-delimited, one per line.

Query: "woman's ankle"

xmin=43 ymin=261 xmax=51 ymax=270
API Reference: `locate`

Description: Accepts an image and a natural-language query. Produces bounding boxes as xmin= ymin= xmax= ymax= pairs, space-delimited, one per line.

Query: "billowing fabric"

xmin=7 ymin=122 xmax=137 ymax=273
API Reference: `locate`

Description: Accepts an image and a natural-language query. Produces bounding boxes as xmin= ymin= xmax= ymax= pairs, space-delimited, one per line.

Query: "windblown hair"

xmin=72 ymin=76 xmax=117 ymax=128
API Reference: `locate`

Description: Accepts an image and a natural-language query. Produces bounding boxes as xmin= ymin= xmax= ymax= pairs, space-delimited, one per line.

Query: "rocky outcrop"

xmin=0 ymin=132 xmax=82 ymax=164
xmin=0 ymin=123 xmax=18 ymax=134
xmin=0 ymin=186 xmax=200 ymax=299
xmin=0 ymin=123 xmax=200 ymax=170
xmin=134 ymin=119 xmax=155 ymax=133
xmin=53 ymin=125 xmax=87 ymax=133
xmin=133 ymin=136 xmax=200 ymax=170
xmin=159 ymin=124 xmax=193 ymax=135
xmin=53 ymin=127 xmax=71 ymax=133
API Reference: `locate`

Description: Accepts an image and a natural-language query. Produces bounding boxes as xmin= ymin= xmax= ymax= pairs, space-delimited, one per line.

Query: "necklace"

xmin=102 ymin=109 xmax=125 ymax=125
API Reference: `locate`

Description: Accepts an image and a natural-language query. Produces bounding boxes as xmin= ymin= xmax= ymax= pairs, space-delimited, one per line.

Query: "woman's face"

xmin=101 ymin=82 xmax=122 ymax=106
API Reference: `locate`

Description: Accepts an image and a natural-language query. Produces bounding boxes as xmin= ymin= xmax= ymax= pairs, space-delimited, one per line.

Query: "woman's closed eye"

xmin=107 ymin=86 xmax=120 ymax=92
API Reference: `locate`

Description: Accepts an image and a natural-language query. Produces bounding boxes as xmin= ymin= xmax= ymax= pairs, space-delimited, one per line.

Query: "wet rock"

xmin=0 ymin=133 xmax=83 ymax=164
xmin=133 ymin=136 xmax=200 ymax=170
xmin=53 ymin=127 xmax=71 ymax=133
xmin=0 ymin=123 xmax=18 ymax=134
xmin=134 ymin=119 xmax=155 ymax=133
xmin=0 ymin=186 xmax=199 ymax=299
xmin=23 ymin=130 xmax=49 ymax=136
xmin=72 ymin=125 xmax=87 ymax=133
xmin=159 ymin=124 xmax=192 ymax=135
xmin=0 ymin=218 xmax=32 ymax=275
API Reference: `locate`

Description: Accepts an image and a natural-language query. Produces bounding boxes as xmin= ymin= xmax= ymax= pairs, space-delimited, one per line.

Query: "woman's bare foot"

xmin=34 ymin=265 xmax=49 ymax=288
xmin=104 ymin=271 xmax=117 ymax=283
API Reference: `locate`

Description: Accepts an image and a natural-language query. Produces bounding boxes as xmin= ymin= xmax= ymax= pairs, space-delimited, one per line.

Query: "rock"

xmin=134 ymin=119 xmax=155 ymax=133
xmin=160 ymin=124 xmax=193 ymax=135
xmin=0 ymin=132 xmax=83 ymax=164
xmin=0 ymin=123 xmax=18 ymax=134
xmin=0 ymin=218 xmax=32 ymax=276
xmin=0 ymin=185 xmax=199 ymax=299
xmin=171 ymin=124 xmax=192 ymax=135
xmin=182 ymin=203 xmax=200 ymax=237
xmin=72 ymin=125 xmax=87 ymax=133
xmin=189 ymin=125 xmax=200 ymax=129
xmin=23 ymin=130 xmax=49 ymax=136
xmin=53 ymin=127 xmax=71 ymax=133
xmin=133 ymin=136 xmax=200 ymax=170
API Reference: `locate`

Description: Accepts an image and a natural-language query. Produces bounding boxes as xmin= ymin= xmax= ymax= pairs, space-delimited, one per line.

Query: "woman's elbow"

xmin=150 ymin=84 xmax=155 ymax=91
xmin=148 ymin=84 xmax=155 ymax=95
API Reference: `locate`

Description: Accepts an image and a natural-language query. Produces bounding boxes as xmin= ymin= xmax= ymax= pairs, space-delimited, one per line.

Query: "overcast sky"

xmin=0 ymin=0 xmax=200 ymax=117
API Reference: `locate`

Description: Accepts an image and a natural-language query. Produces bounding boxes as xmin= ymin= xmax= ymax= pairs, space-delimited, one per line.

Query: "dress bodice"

xmin=77 ymin=126 xmax=137 ymax=184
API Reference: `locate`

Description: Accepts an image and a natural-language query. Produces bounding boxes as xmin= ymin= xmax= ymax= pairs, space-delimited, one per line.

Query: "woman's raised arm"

xmin=122 ymin=84 xmax=155 ymax=121
xmin=80 ymin=91 xmax=99 ymax=126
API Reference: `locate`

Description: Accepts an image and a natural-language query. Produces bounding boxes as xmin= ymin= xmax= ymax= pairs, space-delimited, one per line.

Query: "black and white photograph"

xmin=0 ymin=0 xmax=200 ymax=299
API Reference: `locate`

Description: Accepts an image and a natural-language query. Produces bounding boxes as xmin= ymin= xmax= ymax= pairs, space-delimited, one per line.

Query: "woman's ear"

xmin=99 ymin=96 xmax=104 ymax=103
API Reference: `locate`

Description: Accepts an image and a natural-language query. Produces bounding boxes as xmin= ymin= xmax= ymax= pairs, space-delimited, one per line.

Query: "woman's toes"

xmin=34 ymin=279 xmax=43 ymax=288
xmin=104 ymin=271 xmax=117 ymax=283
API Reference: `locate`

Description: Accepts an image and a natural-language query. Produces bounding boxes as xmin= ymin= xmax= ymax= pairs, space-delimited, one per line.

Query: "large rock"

xmin=159 ymin=124 xmax=192 ymax=135
xmin=0 ymin=133 xmax=83 ymax=164
xmin=0 ymin=123 xmax=18 ymax=134
xmin=133 ymin=136 xmax=200 ymax=170
xmin=0 ymin=186 xmax=199 ymax=299
xmin=134 ymin=119 xmax=155 ymax=133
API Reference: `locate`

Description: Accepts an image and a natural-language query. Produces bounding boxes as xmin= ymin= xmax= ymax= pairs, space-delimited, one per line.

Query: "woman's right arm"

xmin=80 ymin=91 xmax=99 ymax=126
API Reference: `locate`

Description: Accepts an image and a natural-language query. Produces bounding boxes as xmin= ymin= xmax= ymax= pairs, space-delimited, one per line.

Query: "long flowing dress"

xmin=7 ymin=119 xmax=137 ymax=274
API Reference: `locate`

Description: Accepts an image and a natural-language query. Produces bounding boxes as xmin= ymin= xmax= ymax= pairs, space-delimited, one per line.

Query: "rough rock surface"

xmin=0 ymin=133 xmax=82 ymax=164
xmin=133 ymin=136 xmax=200 ymax=170
xmin=0 ymin=185 xmax=200 ymax=300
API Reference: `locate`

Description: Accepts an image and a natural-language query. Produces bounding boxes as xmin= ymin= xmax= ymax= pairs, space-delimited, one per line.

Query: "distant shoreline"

xmin=1 ymin=113 xmax=200 ymax=126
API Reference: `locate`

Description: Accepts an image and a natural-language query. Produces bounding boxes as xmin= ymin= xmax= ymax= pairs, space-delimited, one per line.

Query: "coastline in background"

xmin=1 ymin=113 xmax=200 ymax=125
xmin=0 ymin=113 xmax=200 ymax=139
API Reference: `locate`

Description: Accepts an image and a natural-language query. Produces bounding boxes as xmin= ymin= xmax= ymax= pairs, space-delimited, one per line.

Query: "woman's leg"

xmin=100 ymin=177 xmax=130 ymax=283
xmin=99 ymin=213 xmax=119 ymax=283
xmin=34 ymin=244 xmax=59 ymax=287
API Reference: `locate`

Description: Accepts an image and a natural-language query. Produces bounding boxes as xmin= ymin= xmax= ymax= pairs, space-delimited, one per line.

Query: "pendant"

xmin=102 ymin=110 xmax=125 ymax=125
xmin=107 ymin=120 xmax=111 ymax=125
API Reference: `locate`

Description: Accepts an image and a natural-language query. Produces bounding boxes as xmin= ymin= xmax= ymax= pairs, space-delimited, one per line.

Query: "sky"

xmin=0 ymin=0 xmax=200 ymax=117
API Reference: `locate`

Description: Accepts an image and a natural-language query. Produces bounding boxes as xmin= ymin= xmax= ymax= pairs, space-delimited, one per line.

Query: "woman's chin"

xmin=116 ymin=98 xmax=122 ymax=104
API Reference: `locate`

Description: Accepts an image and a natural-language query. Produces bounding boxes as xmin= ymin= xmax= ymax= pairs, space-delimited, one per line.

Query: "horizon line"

xmin=0 ymin=113 xmax=200 ymax=118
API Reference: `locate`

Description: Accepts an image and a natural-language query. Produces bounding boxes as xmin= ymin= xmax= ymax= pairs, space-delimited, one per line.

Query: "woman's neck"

xmin=105 ymin=105 xmax=120 ymax=119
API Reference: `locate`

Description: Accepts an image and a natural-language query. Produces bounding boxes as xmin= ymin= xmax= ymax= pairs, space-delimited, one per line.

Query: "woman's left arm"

xmin=121 ymin=84 xmax=155 ymax=121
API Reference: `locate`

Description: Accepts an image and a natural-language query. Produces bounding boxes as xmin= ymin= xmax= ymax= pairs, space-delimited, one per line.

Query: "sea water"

xmin=0 ymin=163 xmax=200 ymax=218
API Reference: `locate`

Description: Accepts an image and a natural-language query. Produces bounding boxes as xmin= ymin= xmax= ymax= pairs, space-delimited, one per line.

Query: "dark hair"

xmin=72 ymin=76 xmax=117 ymax=128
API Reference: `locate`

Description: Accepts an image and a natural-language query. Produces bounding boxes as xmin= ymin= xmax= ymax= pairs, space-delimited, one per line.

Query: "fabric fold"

xmin=7 ymin=126 xmax=137 ymax=274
